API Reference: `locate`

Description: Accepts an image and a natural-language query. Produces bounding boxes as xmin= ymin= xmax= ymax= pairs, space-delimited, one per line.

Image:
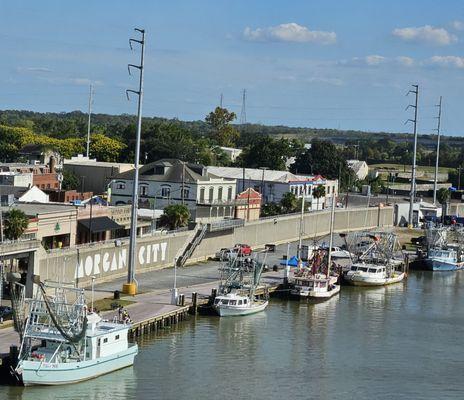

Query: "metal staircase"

xmin=176 ymin=224 xmax=208 ymax=267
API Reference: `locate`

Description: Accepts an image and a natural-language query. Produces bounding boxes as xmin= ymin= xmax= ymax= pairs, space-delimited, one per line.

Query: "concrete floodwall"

xmin=37 ymin=206 xmax=393 ymax=287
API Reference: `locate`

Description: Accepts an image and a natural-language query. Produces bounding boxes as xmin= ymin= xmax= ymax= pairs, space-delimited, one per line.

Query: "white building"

xmin=0 ymin=171 xmax=33 ymax=188
xmin=347 ymin=160 xmax=369 ymax=181
xmin=219 ymin=147 xmax=243 ymax=162
xmin=206 ymin=166 xmax=338 ymax=210
xmin=109 ymin=159 xmax=237 ymax=222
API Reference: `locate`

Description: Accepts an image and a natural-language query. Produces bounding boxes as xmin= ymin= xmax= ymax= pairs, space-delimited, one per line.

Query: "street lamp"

xmin=90 ymin=275 xmax=96 ymax=312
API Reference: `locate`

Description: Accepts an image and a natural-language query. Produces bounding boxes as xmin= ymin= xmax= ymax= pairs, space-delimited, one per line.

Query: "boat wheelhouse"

xmin=291 ymin=274 xmax=340 ymax=299
xmin=213 ymin=292 xmax=268 ymax=317
xmin=344 ymin=262 xmax=405 ymax=286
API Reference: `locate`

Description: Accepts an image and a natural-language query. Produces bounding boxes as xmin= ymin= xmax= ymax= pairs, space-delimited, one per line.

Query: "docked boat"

xmin=422 ymin=226 xmax=464 ymax=271
xmin=291 ymin=195 xmax=341 ymax=300
xmin=291 ymin=273 xmax=340 ymax=299
xmin=213 ymin=292 xmax=268 ymax=317
xmin=342 ymin=231 xmax=406 ymax=286
xmin=344 ymin=262 xmax=405 ymax=286
xmin=213 ymin=250 xmax=269 ymax=317
xmin=14 ymin=280 xmax=138 ymax=386
xmin=423 ymin=246 xmax=464 ymax=271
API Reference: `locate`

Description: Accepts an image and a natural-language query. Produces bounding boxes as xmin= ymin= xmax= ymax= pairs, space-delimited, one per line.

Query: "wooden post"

xmin=192 ymin=292 xmax=198 ymax=315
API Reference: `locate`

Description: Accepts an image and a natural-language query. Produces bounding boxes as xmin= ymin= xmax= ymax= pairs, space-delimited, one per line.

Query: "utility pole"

xmin=406 ymin=84 xmax=419 ymax=228
xmin=124 ymin=28 xmax=146 ymax=295
xmin=240 ymin=89 xmax=247 ymax=124
xmin=220 ymin=93 xmax=223 ymax=108
xmin=458 ymin=166 xmax=462 ymax=191
xmin=86 ymin=84 xmax=94 ymax=158
xmin=181 ymin=161 xmax=185 ymax=205
xmin=433 ymin=96 xmax=442 ymax=205
xmin=297 ymin=190 xmax=305 ymax=259
xmin=259 ymin=167 xmax=268 ymax=203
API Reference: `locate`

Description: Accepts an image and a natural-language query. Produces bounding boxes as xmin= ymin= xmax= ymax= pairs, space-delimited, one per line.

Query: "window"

xmin=209 ymin=187 xmax=214 ymax=202
xmin=103 ymin=338 xmax=108 ymax=343
xmin=218 ymin=187 xmax=223 ymax=200
xmin=200 ymin=187 xmax=205 ymax=202
xmin=115 ymin=335 xmax=120 ymax=340
xmin=327 ymin=186 xmax=331 ymax=194
xmin=238 ymin=300 xmax=242 ymax=305
xmin=182 ymin=188 xmax=189 ymax=199
xmin=161 ymin=187 xmax=170 ymax=197
xmin=139 ymin=184 xmax=148 ymax=196
xmin=227 ymin=187 xmax=233 ymax=200
xmin=116 ymin=181 xmax=126 ymax=190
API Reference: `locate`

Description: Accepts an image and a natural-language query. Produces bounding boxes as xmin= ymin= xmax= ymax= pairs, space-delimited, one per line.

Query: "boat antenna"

xmin=327 ymin=194 xmax=336 ymax=277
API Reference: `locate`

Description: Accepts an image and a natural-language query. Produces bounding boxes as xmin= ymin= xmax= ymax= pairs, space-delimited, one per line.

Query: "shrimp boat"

xmin=213 ymin=252 xmax=269 ymax=317
xmin=14 ymin=278 xmax=138 ymax=386
xmin=343 ymin=231 xmax=406 ymax=286
xmin=291 ymin=194 xmax=341 ymax=300
xmin=423 ymin=226 xmax=464 ymax=271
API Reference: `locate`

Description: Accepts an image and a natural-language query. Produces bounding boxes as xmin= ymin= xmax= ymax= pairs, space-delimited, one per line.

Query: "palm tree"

xmin=159 ymin=204 xmax=190 ymax=230
xmin=4 ymin=209 xmax=29 ymax=240
xmin=312 ymin=185 xmax=326 ymax=210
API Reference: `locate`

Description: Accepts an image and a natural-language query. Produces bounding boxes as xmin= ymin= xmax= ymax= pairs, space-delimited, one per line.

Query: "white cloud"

xmin=306 ymin=77 xmax=343 ymax=86
xmin=426 ymin=55 xmax=464 ymax=68
xmin=16 ymin=66 xmax=53 ymax=73
xmin=450 ymin=20 xmax=464 ymax=31
xmin=392 ymin=25 xmax=457 ymax=45
xmin=395 ymin=56 xmax=415 ymax=66
xmin=340 ymin=55 xmax=415 ymax=68
xmin=243 ymin=23 xmax=336 ymax=45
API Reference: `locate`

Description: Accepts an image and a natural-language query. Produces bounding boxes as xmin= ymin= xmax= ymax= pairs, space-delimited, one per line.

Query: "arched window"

xmin=227 ymin=187 xmax=233 ymax=200
xmin=161 ymin=187 xmax=170 ymax=197
xmin=218 ymin=187 xmax=223 ymax=200
xmin=199 ymin=187 xmax=205 ymax=202
xmin=209 ymin=187 xmax=214 ymax=202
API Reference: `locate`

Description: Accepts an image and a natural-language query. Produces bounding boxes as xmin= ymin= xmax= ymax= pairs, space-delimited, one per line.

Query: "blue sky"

xmin=2 ymin=0 xmax=464 ymax=135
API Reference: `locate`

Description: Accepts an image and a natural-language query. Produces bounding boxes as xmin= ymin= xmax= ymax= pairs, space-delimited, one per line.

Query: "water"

xmin=2 ymin=271 xmax=464 ymax=400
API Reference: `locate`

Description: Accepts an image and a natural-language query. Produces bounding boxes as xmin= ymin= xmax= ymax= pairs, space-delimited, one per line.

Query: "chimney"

xmin=49 ymin=156 xmax=56 ymax=173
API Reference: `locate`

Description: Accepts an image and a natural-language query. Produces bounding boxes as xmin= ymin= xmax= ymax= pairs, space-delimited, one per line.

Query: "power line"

xmin=433 ymin=96 xmax=443 ymax=205
xmin=405 ymin=84 xmax=419 ymax=227
xmin=240 ymin=89 xmax=247 ymax=124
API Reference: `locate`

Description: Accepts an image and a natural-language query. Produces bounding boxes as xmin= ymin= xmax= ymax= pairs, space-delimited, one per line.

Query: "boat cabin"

xmin=350 ymin=264 xmax=386 ymax=274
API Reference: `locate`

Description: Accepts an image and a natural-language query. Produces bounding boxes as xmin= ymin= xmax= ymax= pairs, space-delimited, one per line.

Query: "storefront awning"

xmin=78 ymin=217 xmax=122 ymax=233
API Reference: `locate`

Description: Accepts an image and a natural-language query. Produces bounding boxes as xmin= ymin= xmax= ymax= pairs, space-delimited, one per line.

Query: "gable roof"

xmin=113 ymin=159 xmax=208 ymax=183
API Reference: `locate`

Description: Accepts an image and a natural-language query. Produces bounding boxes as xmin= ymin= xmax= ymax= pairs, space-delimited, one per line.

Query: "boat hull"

xmin=291 ymin=284 xmax=340 ymax=300
xmin=214 ymin=301 xmax=268 ymax=317
xmin=344 ymin=272 xmax=405 ymax=286
xmin=18 ymin=344 xmax=138 ymax=386
xmin=423 ymin=259 xmax=464 ymax=271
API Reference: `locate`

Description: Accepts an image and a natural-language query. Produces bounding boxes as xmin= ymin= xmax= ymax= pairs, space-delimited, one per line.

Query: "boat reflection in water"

xmin=5 ymin=365 xmax=136 ymax=400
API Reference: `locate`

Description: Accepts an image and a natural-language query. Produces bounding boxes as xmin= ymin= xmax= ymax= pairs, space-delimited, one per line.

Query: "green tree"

xmin=280 ymin=192 xmax=298 ymax=213
xmin=239 ymin=136 xmax=295 ymax=170
xmin=159 ymin=204 xmax=191 ymax=230
xmin=437 ymin=188 xmax=450 ymax=205
xmin=312 ymin=185 xmax=326 ymax=210
xmin=291 ymin=139 xmax=355 ymax=190
xmin=4 ymin=209 xmax=29 ymax=240
xmin=62 ymin=169 xmax=80 ymax=190
xmin=260 ymin=202 xmax=282 ymax=217
xmin=205 ymin=107 xmax=240 ymax=147
xmin=89 ymin=133 xmax=126 ymax=162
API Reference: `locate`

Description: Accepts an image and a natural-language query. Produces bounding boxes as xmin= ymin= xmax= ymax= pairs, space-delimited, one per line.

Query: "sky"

xmin=2 ymin=0 xmax=464 ymax=135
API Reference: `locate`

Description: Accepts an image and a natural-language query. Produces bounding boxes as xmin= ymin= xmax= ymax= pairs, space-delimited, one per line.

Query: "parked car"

xmin=234 ymin=243 xmax=252 ymax=256
xmin=0 ymin=306 xmax=12 ymax=320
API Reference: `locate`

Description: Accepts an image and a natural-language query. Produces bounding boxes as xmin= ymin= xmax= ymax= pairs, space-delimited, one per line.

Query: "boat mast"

xmin=433 ymin=96 xmax=442 ymax=205
xmin=297 ymin=187 xmax=305 ymax=259
xmin=327 ymin=194 xmax=336 ymax=276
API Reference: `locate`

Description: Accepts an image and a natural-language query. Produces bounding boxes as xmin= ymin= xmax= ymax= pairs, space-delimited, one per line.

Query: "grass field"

xmin=370 ymin=163 xmax=452 ymax=174
xmin=93 ymin=298 xmax=135 ymax=312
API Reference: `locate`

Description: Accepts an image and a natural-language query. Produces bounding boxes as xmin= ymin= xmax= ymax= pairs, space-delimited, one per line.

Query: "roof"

xmin=347 ymin=160 xmax=367 ymax=173
xmin=114 ymin=159 xmax=210 ymax=183
xmin=78 ymin=216 xmax=122 ymax=232
xmin=206 ymin=166 xmax=318 ymax=183
xmin=0 ymin=202 xmax=76 ymax=217
xmin=64 ymin=156 xmax=135 ymax=169
xmin=19 ymin=143 xmax=56 ymax=155
xmin=0 ymin=185 xmax=27 ymax=197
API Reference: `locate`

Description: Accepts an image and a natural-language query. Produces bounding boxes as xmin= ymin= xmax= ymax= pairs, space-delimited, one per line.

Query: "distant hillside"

xmin=1 ymin=109 xmax=463 ymax=150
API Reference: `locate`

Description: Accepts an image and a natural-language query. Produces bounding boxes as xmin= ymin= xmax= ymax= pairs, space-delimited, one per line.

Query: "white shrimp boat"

xmin=344 ymin=262 xmax=405 ymax=286
xmin=14 ymin=280 xmax=138 ymax=386
xmin=213 ymin=292 xmax=268 ymax=317
xmin=291 ymin=274 xmax=340 ymax=299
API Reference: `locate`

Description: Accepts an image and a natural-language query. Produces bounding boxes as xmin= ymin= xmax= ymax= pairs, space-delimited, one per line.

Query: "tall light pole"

xmin=86 ymin=84 xmax=94 ymax=158
xmin=433 ymin=96 xmax=443 ymax=205
xmin=406 ymin=84 xmax=419 ymax=228
xmin=124 ymin=28 xmax=145 ymax=295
